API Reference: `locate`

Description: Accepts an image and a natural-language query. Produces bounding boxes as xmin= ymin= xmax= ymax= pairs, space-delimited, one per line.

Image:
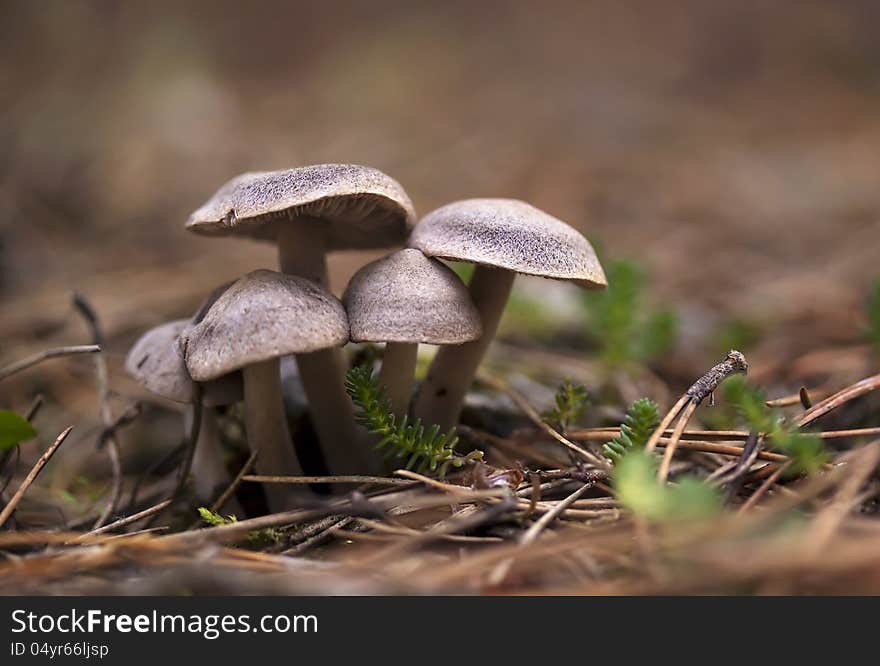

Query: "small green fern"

xmin=542 ymin=378 xmax=589 ymax=432
xmin=345 ymin=365 xmax=482 ymax=474
xmin=723 ymin=376 xmax=827 ymax=475
xmin=581 ymin=259 xmax=677 ymax=366
xmin=603 ymin=398 xmax=660 ymax=463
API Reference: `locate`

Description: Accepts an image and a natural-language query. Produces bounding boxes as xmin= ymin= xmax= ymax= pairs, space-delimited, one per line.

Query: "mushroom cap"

xmin=185 ymin=164 xmax=416 ymax=249
xmin=182 ymin=270 xmax=349 ymax=381
xmin=408 ymin=198 xmax=607 ymax=288
xmin=125 ymin=320 xmax=242 ymax=406
xmin=343 ymin=248 xmax=482 ymax=345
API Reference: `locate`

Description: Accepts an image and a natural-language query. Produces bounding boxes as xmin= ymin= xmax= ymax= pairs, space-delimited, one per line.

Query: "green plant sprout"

xmin=542 ymin=378 xmax=589 ymax=433
xmin=723 ymin=376 xmax=827 ymax=475
xmin=197 ymin=508 xmax=282 ymax=546
xmin=603 ymin=397 xmax=660 ymax=463
xmin=198 ymin=507 xmax=238 ymax=527
xmin=580 ymin=259 xmax=676 ymax=366
xmin=614 ymin=449 xmax=721 ymax=522
xmin=345 ymin=365 xmax=483 ymax=474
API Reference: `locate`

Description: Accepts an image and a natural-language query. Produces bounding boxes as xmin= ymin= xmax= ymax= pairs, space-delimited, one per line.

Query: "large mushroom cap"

xmin=343 ymin=248 xmax=482 ymax=345
xmin=125 ymin=320 xmax=242 ymax=406
xmin=408 ymin=198 xmax=607 ymax=288
xmin=185 ymin=164 xmax=416 ymax=248
xmin=182 ymin=270 xmax=349 ymax=381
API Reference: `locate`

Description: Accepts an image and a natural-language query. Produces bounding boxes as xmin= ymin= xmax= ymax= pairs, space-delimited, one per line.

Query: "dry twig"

xmin=72 ymin=293 xmax=123 ymax=529
xmin=0 ymin=427 xmax=74 ymax=528
xmin=0 ymin=345 xmax=100 ymax=381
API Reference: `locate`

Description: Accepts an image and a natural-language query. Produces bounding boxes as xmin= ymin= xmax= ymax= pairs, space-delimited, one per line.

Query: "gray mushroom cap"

xmin=125 ymin=320 xmax=242 ymax=406
xmin=407 ymin=198 xmax=607 ymax=288
xmin=343 ymin=249 xmax=482 ymax=345
xmin=185 ymin=164 xmax=416 ymax=248
xmin=182 ymin=270 xmax=349 ymax=381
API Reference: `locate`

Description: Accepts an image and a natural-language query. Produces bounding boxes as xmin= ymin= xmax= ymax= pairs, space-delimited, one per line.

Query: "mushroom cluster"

xmin=127 ymin=164 xmax=606 ymax=513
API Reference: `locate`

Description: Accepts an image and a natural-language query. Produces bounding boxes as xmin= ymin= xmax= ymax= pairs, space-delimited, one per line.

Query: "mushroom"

xmin=342 ymin=248 xmax=482 ymax=419
xmin=408 ymin=198 xmax=607 ymax=430
xmin=186 ymin=164 xmax=415 ymax=473
xmin=180 ymin=269 xmax=356 ymax=509
xmin=125 ymin=320 xmax=243 ymax=511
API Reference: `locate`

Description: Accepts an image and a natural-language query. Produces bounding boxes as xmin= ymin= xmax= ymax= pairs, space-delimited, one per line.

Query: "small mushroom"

xmin=343 ymin=248 xmax=482 ymax=419
xmin=408 ymin=198 xmax=607 ymax=430
xmin=181 ymin=270 xmax=359 ymax=509
xmin=186 ymin=164 xmax=415 ymax=473
xmin=125 ymin=319 xmax=243 ymax=511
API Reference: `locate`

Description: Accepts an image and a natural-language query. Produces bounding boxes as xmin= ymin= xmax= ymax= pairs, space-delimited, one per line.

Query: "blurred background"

xmin=1 ymin=1 xmax=879 ymax=438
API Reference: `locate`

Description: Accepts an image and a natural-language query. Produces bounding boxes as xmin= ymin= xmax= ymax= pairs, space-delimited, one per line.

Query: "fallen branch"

xmin=645 ymin=350 xmax=749 ymax=481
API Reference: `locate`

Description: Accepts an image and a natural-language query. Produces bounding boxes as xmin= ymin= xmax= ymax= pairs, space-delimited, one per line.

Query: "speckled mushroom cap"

xmin=408 ymin=198 xmax=607 ymax=288
xmin=125 ymin=320 xmax=242 ymax=407
xmin=185 ymin=164 xmax=416 ymax=248
xmin=343 ymin=249 xmax=482 ymax=345
xmin=182 ymin=270 xmax=349 ymax=381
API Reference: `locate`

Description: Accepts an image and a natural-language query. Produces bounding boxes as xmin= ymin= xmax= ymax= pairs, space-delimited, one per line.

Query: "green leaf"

xmin=614 ymin=449 xmax=721 ymax=522
xmin=0 ymin=410 xmax=37 ymax=451
xmin=614 ymin=450 xmax=669 ymax=520
xmin=666 ymin=477 xmax=722 ymax=521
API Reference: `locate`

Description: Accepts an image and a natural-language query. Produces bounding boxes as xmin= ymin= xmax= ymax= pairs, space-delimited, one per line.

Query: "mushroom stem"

xmin=277 ymin=220 xmax=329 ymax=287
xmin=295 ymin=349 xmax=381 ymax=475
xmin=379 ymin=342 xmax=419 ymax=420
xmin=242 ymin=358 xmax=304 ymax=511
xmin=277 ymin=221 xmax=371 ymax=475
xmin=413 ymin=265 xmax=515 ymax=431
xmin=185 ymin=405 xmax=245 ymax=516
xmin=184 ymin=405 xmax=225 ymax=502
